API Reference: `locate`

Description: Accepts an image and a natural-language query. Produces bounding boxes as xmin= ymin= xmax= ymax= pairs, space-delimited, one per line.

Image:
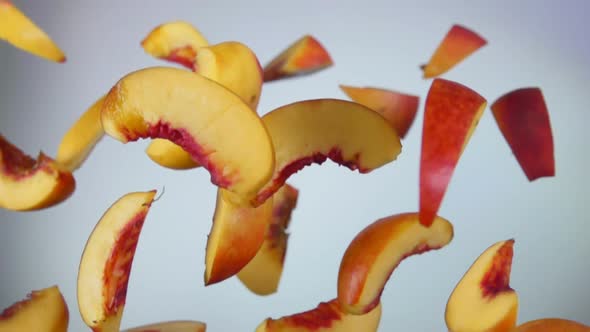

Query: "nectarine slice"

xmin=0 ymin=285 xmax=69 ymax=332
xmin=421 ymin=24 xmax=486 ymax=78
xmin=491 ymin=87 xmax=555 ymax=181
xmin=338 ymin=212 xmax=454 ymax=314
xmin=100 ymin=67 xmax=275 ymax=202
xmin=123 ymin=320 xmax=207 ymax=332
xmin=255 ymin=299 xmax=382 ymax=332
xmin=419 ymin=78 xmax=486 ymax=227
xmin=445 ymin=239 xmax=519 ymax=332
xmin=513 ymin=318 xmax=590 ymax=332
xmin=254 ymin=98 xmax=401 ymax=206
xmin=77 ymin=190 xmax=157 ymax=332
xmin=0 ymin=134 xmax=75 ymax=211
xmin=263 ymin=35 xmax=333 ymax=82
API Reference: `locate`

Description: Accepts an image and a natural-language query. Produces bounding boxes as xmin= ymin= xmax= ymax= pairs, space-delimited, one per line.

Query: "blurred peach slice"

xmin=123 ymin=320 xmax=207 ymax=332
xmin=512 ymin=318 xmax=590 ymax=332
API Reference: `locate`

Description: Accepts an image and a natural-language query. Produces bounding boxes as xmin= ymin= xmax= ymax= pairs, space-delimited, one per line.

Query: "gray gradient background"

xmin=1 ymin=0 xmax=589 ymax=330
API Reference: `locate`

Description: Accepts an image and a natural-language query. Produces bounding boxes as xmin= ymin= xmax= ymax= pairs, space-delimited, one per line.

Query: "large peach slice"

xmin=253 ymin=98 xmax=401 ymax=206
xmin=491 ymin=87 xmax=555 ymax=181
xmin=263 ymin=35 xmax=333 ymax=82
xmin=123 ymin=320 xmax=207 ymax=332
xmin=445 ymin=239 xmax=519 ymax=332
xmin=237 ymin=183 xmax=299 ymax=295
xmin=421 ymin=24 xmax=486 ymax=78
xmin=0 ymin=0 xmax=66 ymax=62
xmin=255 ymin=299 xmax=382 ymax=332
xmin=513 ymin=318 xmax=590 ymax=332
xmin=339 ymin=85 xmax=420 ymax=139
xmin=100 ymin=67 xmax=275 ymax=202
xmin=338 ymin=212 xmax=454 ymax=315
xmin=77 ymin=190 xmax=157 ymax=332
xmin=0 ymin=285 xmax=69 ymax=332
xmin=0 ymin=134 xmax=75 ymax=211
xmin=419 ymin=78 xmax=486 ymax=227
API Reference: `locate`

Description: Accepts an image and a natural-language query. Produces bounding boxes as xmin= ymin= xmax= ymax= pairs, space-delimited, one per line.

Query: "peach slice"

xmin=421 ymin=24 xmax=486 ymax=78
xmin=253 ymin=98 xmax=401 ymax=206
xmin=339 ymin=85 xmax=420 ymax=139
xmin=237 ymin=183 xmax=299 ymax=295
xmin=56 ymin=96 xmax=105 ymax=171
xmin=123 ymin=320 xmax=207 ymax=332
xmin=419 ymin=78 xmax=486 ymax=227
xmin=338 ymin=212 xmax=454 ymax=315
xmin=100 ymin=67 xmax=275 ymax=202
xmin=0 ymin=134 xmax=75 ymax=211
xmin=0 ymin=0 xmax=66 ymax=62
xmin=77 ymin=190 xmax=157 ymax=332
xmin=0 ymin=285 xmax=69 ymax=332
xmin=141 ymin=21 xmax=208 ymax=69
xmin=255 ymin=299 xmax=382 ymax=332
xmin=491 ymin=88 xmax=555 ymax=181
xmin=445 ymin=239 xmax=518 ymax=332
xmin=263 ymin=35 xmax=333 ymax=82
xmin=513 ymin=318 xmax=590 ymax=332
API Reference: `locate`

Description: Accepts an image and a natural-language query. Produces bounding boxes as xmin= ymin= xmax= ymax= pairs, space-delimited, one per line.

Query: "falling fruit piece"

xmin=513 ymin=318 xmax=590 ymax=332
xmin=122 ymin=320 xmax=207 ymax=332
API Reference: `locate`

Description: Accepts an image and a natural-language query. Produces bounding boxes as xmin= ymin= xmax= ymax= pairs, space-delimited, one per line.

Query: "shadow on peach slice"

xmin=205 ymin=188 xmax=274 ymax=285
xmin=100 ymin=67 xmax=275 ymax=202
xmin=77 ymin=190 xmax=157 ymax=332
xmin=123 ymin=320 xmax=207 ymax=332
xmin=419 ymin=78 xmax=486 ymax=227
xmin=141 ymin=21 xmax=208 ymax=69
xmin=263 ymin=35 xmax=333 ymax=82
xmin=339 ymin=85 xmax=420 ymax=139
xmin=0 ymin=285 xmax=69 ymax=332
xmin=0 ymin=134 xmax=75 ymax=211
xmin=421 ymin=24 xmax=486 ymax=78
xmin=253 ymin=98 xmax=401 ymax=206
xmin=513 ymin=318 xmax=590 ymax=332
xmin=237 ymin=183 xmax=299 ymax=295
xmin=445 ymin=240 xmax=518 ymax=332
xmin=56 ymin=96 xmax=105 ymax=171
xmin=0 ymin=0 xmax=66 ymax=62
xmin=491 ymin=88 xmax=555 ymax=182
xmin=256 ymin=299 xmax=381 ymax=332
xmin=337 ymin=212 xmax=453 ymax=315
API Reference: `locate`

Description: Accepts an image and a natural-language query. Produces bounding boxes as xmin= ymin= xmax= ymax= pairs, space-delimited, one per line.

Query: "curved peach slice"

xmin=56 ymin=96 xmax=105 ymax=171
xmin=0 ymin=285 xmax=69 ymax=332
xmin=0 ymin=0 xmax=66 ymax=62
xmin=145 ymin=138 xmax=197 ymax=170
xmin=141 ymin=21 xmax=208 ymax=69
xmin=101 ymin=67 xmax=275 ymax=202
xmin=419 ymin=78 xmax=486 ymax=227
xmin=445 ymin=239 xmax=518 ymax=332
xmin=205 ymin=188 xmax=274 ymax=285
xmin=421 ymin=24 xmax=486 ymax=78
xmin=253 ymin=99 xmax=401 ymax=206
xmin=77 ymin=190 xmax=157 ymax=332
xmin=339 ymin=85 xmax=419 ymax=139
xmin=338 ymin=212 xmax=453 ymax=315
xmin=123 ymin=320 xmax=207 ymax=332
xmin=237 ymin=183 xmax=299 ymax=295
xmin=255 ymin=299 xmax=381 ymax=332
xmin=513 ymin=318 xmax=590 ymax=332
xmin=491 ymin=88 xmax=555 ymax=181
xmin=0 ymin=134 xmax=75 ymax=211
xmin=263 ymin=35 xmax=333 ymax=82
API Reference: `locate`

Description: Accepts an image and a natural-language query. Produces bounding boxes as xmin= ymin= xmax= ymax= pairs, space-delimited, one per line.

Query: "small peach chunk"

xmin=123 ymin=320 xmax=207 ymax=332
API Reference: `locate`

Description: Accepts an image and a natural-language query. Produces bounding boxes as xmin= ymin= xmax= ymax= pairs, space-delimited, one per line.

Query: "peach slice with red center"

xmin=491 ymin=88 xmax=555 ymax=181
xmin=0 ymin=285 xmax=69 ymax=332
xmin=253 ymin=98 xmax=401 ymax=206
xmin=255 ymin=299 xmax=382 ymax=332
xmin=237 ymin=183 xmax=299 ymax=295
xmin=445 ymin=239 xmax=519 ymax=332
xmin=419 ymin=78 xmax=486 ymax=227
xmin=339 ymin=85 xmax=420 ymax=139
xmin=513 ymin=318 xmax=590 ymax=332
xmin=421 ymin=24 xmax=486 ymax=78
xmin=77 ymin=190 xmax=157 ymax=332
xmin=338 ymin=212 xmax=454 ymax=315
xmin=0 ymin=0 xmax=66 ymax=62
xmin=263 ymin=35 xmax=333 ymax=82
xmin=123 ymin=320 xmax=207 ymax=332
xmin=100 ymin=67 xmax=275 ymax=203
xmin=0 ymin=134 xmax=75 ymax=211
xmin=141 ymin=21 xmax=208 ymax=69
